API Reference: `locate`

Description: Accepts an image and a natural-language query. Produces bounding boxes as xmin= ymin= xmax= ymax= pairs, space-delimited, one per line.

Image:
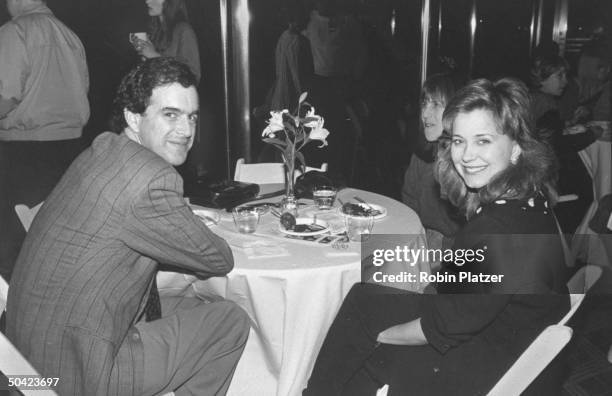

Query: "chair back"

xmin=488 ymin=264 xmax=602 ymax=395
xmin=15 ymin=202 xmax=44 ymax=232
xmin=233 ymin=158 xmax=328 ymax=184
xmin=0 ymin=274 xmax=58 ymax=395
xmin=559 ymin=265 xmax=602 ymax=326
xmin=234 ymin=158 xmax=285 ymax=184
xmin=0 ymin=274 xmax=8 ymax=314
xmin=486 ymin=325 xmax=573 ymax=396
xmin=566 ymin=264 xmax=603 ymax=294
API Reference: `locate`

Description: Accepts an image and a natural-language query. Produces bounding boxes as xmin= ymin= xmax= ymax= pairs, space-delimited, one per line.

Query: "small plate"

xmin=192 ymin=208 xmax=221 ymax=226
xmin=279 ymin=217 xmax=330 ymax=236
xmin=339 ymin=203 xmax=387 ymax=220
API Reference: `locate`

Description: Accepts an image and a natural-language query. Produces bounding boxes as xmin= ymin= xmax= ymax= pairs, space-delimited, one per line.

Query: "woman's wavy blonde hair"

xmin=434 ymin=78 xmax=558 ymax=218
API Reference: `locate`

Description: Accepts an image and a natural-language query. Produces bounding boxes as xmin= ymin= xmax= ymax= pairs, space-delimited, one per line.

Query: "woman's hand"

xmin=568 ymin=106 xmax=590 ymax=126
xmin=376 ymin=318 xmax=428 ymax=346
xmin=564 ymin=124 xmax=587 ymax=135
xmin=134 ymin=39 xmax=160 ymax=59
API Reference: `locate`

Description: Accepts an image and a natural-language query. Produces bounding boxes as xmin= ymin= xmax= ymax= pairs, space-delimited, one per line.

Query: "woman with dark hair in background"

xmin=530 ymin=54 xmax=602 ymax=233
xmin=402 ymin=73 xmax=464 ymax=254
xmin=134 ymin=0 xmax=201 ymax=82
xmin=303 ymin=78 xmax=569 ymax=396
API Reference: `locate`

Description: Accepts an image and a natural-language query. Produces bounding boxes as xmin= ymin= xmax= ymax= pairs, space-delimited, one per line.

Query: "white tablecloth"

xmin=159 ymin=188 xmax=428 ymax=396
xmin=573 ymin=139 xmax=612 ymax=266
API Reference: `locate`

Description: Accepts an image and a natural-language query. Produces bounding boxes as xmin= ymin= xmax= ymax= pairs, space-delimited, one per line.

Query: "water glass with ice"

xmin=313 ymin=185 xmax=337 ymax=210
xmin=232 ymin=207 xmax=259 ymax=234
xmin=345 ymin=214 xmax=374 ymax=242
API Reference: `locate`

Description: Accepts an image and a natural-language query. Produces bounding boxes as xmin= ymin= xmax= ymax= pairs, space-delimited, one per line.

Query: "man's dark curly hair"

xmin=108 ymin=57 xmax=197 ymax=133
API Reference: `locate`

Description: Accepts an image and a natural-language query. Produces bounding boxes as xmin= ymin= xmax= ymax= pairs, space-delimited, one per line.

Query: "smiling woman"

xmin=303 ymin=78 xmax=569 ymax=396
xmin=449 ymin=108 xmax=521 ymax=190
xmin=436 ymin=78 xmax=556 ymax=218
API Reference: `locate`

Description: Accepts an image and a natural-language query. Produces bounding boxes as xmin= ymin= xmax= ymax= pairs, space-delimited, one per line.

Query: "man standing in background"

xmin=0 ymin=0 xmax=89 ymax=281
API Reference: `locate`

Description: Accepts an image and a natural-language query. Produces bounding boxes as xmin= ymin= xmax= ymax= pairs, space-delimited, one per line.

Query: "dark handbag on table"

xmin=294 ymin=170 xmax=339 ymax=199
xmin=184 ymin=178 xmax=260 ymax=210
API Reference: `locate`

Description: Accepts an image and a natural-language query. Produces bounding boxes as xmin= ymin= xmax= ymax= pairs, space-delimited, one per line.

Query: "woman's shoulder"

xmin=173 ymin=22 xmax=196 ymax=36
xmin=465 ymin=194 xmax=555 ymax=234
xmin=531 ymin=91 xmax=559 ymax=120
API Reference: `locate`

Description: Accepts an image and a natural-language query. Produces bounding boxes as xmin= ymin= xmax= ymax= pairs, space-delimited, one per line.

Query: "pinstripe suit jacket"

xmin=6 ymin=132 xmax=234 ymax=395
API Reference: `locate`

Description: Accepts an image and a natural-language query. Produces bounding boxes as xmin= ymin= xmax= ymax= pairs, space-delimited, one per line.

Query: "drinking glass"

xmin=129 ymin=32 xmax=148 ymax=45
xmin=232 ymin=207 xmax=260 ymax=234
xmin=313 ymin=185 xmax=337 ymax=210
xmin=345 ymin=215 xmax=374 ymax=241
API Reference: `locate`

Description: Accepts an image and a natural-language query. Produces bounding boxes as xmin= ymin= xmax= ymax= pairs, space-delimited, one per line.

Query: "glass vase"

xmin=281 ymin=161 xmax=298 ymax=216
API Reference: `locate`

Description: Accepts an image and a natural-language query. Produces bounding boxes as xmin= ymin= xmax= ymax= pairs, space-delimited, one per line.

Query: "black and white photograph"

xmin=1 ymin=0 xmax=611 ymax=395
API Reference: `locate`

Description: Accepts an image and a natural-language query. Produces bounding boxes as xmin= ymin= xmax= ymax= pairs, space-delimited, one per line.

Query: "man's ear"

xmin=124 ymin=109 xmax=141 ymax=133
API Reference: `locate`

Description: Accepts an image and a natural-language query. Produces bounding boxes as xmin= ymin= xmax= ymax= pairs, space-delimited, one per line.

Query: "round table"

xmin=158 ymin=187 xmax=429 ymax=396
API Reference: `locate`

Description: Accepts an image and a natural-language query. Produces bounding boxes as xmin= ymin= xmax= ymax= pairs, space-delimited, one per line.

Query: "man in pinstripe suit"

xmin=6 ymin=58 xmax=249 ymax=395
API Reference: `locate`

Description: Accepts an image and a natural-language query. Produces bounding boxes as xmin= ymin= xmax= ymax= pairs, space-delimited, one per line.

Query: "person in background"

xmin=0 ymin=0 xmax=89 ymax=281
xmin=530 ymin=54 xmax=601 ymax=233
xmin=304 ymin=78 xmax=569 ymax=396
xmin=134 ymin=0 xmax=201 ymax=82
xmin=255 ymin=0 xmax=314 ymax=163
xmin=402 ymin=73 xmax=464 ymax=254
xmin=577 ymin=43 xmax=610 ymax=122
xmin=6 ymin=58 xmax=249 ymax=395
xmin=268 ymin=0 xmax=314 ymax=111
xmin=134 ymin=0 xmax=204 ymax=178
xmin=302 ymin=0 xmax=367 ymax=179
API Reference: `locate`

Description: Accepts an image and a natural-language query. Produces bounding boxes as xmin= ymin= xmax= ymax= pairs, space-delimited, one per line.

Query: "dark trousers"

xmin=0 ymin=139 xmax=83 ymax=281
xmin=304 ymin=284 xmax=566 ymax=396
xmin=303 ymin=283 xmax=423 ymax=396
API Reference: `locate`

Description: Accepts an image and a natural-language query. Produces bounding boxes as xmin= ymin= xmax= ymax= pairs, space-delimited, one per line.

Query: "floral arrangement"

xmin=261 ymin=92 xmax=329 ymax=198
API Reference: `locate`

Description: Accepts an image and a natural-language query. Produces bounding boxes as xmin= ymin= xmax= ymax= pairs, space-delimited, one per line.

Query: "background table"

xmin=159 ymin=187 xmax=429 ymax=396
xmin=573 ymin=138 xmax=611 ymax=267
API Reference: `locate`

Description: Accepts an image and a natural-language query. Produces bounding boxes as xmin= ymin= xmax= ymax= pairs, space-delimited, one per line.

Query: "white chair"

xmin=559 ymin=264 xmax=603 ymax=325
xmin=0 ymin=274 xmax=8 ymax=314
xmin=233 ymin=158 xmax=328 ymax=184
xmin=486 ymin=325 xmax=573 ymax=396
xmin=487 ymin=264 xmax=602 ymax=396
xmin=1 ymin=275 xmax=58 ymax=396
xmin=377 ymin=265 xmax=603 ymax=396
xmin=14 ymin=202 xmax=44 ymax=232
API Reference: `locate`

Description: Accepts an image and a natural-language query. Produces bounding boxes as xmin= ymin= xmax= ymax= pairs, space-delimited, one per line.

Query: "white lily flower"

xmin=262 ymin=110 xmax=288 ymax=137
xmin=304 ymin=107 xmax=321 ymax=128
xmin=308 ymin=117 xmax=329 ymax=147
